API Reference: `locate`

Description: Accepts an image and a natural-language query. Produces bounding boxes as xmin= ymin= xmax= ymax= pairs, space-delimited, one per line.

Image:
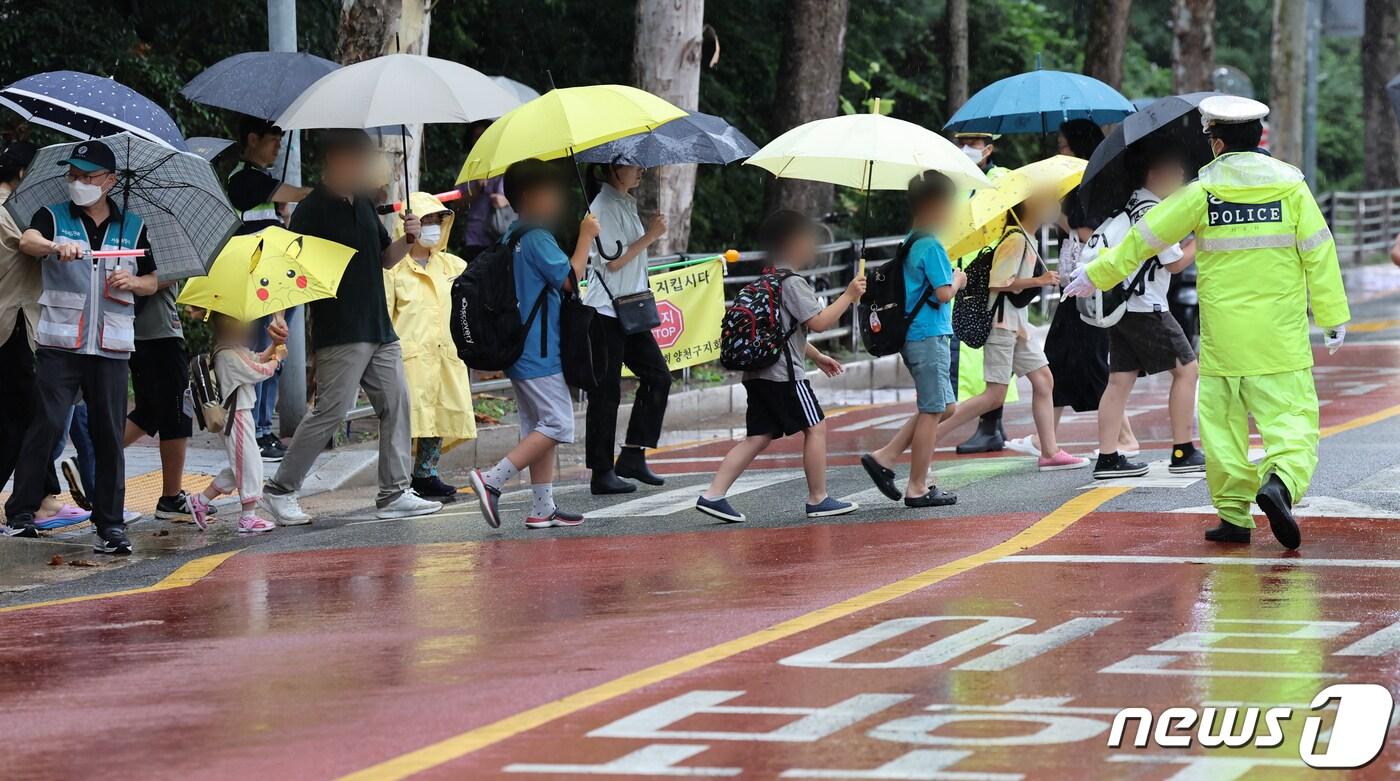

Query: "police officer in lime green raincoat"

xmin=1068 ymin=96 xmax=1350 ymax=550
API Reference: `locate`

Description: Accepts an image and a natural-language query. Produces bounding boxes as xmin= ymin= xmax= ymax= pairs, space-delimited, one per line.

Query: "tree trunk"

xmin=945 ymin=0 xmax=969 ymax=116
xmin=1082 ymin=0 xmax=1132 ymax=90
xmin=1362 ymin=0 xmax=1400 ymax=189
xmin=335 ymin=0 xmax=403 ymax=64
xmin=764 ymin=0 xmax=850 ymax=218
xmin=1171 ymin=0 xmax=1216 ymax=92
xmin=632 ymin=0 xmax=705 ymax=254
xmin=1269 ymin=0 xmax=1306 ymax=168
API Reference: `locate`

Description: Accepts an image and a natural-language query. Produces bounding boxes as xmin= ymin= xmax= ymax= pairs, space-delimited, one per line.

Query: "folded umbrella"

xmin=0 ymin=71 xmax=188 ymax=150
xmin=178 ymin=226 xmax=355 ymax=322
xmin=944 ymin=69 xmax=1135 ymax=136
xmin=941 ymin=155 xmax=1086 ymax=259
xmin=181 ymin=51 xmax=339 ymax=122
xmin=746 ymin=107 xmax=992 ymax=258
xmin=457 ymin=83 xmax=688 ymax=258
xmin=6 ymin=133 xmax=241 ymax=281
xmin=1077 ymin=93 xmax=1218 ymax=227
xmin=576 ymin=111 xmax=757 ymax=167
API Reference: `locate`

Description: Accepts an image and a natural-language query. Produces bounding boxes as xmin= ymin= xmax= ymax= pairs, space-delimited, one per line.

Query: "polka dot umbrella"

xmin=0 ymin=71 xmax=188 ymax=151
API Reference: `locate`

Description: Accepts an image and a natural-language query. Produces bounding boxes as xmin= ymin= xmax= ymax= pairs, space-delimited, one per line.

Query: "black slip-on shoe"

xmin=904 ymin=488 xmax=958 ymax=508
xmin=860 ymin=454 xmax=901 ymax=501
xmin=590 ymin=469 xmax=638 ymax=495
xmin=1204 ymin=520 xmax=1251 ymax=544
xmin=1169 ymin=447 xmax=1207 ymax=474
xmin=1256 ymin=474 xmax=1300 ymax=550
xmin=1093 ymin=453 xmax=1150 ymax=479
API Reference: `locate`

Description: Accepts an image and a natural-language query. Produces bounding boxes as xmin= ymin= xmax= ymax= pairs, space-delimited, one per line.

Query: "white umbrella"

xmin=275 ymin=54 xmax=520 ymax=221
xmin=491 ymin=75 xmax=542 ymax=105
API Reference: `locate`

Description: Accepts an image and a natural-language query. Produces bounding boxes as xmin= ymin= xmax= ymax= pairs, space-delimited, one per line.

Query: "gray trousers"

xmin=268 ymin=340 xmax=411 ymax=506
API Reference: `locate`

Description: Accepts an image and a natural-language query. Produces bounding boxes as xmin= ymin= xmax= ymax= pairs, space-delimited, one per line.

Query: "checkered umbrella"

xmin=5 ymin=133 xmax=241 ymax=281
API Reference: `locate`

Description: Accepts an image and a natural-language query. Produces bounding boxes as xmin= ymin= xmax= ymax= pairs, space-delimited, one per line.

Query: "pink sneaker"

xmin=188 ymin=494 xmax=211 ymax=531
xmin=1039 ymin=450 xmax=1090 ymax=471
xmin=237 ymin=514 xmax=276 ymax=534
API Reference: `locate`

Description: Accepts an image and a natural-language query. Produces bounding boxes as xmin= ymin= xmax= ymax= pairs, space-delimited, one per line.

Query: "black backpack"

xmin=720 ymin=269 xmax=797 ymax=374
xmin=859 ymin=232 xmax=937 ymax=356
xmin=451 ymin=229 xmax=548 ymax=371
xmin=188 ymin=349 xmax=236 ymax=433
xmin=951 ymin=229 xmax=1035 ymax=348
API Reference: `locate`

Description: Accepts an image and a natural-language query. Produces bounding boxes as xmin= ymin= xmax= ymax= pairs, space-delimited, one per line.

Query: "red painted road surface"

xmin=0 ymin=343 xmax=1396 ymax=780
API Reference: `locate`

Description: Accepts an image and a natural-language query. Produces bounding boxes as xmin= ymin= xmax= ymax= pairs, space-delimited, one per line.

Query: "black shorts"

xmin=128 ymin=337 xmax=192 ymax=439
xmin=1109 ymin=311 xmax=1196 ymax=376
xmin=743 ymin=378 xmax=824 ymax=439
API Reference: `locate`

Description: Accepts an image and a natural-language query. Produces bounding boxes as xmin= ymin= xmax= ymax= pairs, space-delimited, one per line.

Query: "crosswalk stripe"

xmin=587 ymin=470 xmax=804 ymax=518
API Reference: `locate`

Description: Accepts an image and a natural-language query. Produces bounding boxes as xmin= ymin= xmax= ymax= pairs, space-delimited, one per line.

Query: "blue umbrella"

xmin=0 ymin=71 xmax=188 ymax=151
xmin=181 ymin=51 xmax=339 ymax=122
xmin=576 ymin=112 xmax=757 ymax=167
xmin=944 ymin=70 xmax=1136 ymax=135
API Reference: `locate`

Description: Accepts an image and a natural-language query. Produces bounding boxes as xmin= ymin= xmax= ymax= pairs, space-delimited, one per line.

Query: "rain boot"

xmin=1256 ymin=473 xmax=1300 ymax=550
xmin=615 ymin=446 xmax=665 ymax=486
xmin=591 ymin=469 xmax=637 ymax=495
xmin=956 ymin=408 xmax=1006 ymax=454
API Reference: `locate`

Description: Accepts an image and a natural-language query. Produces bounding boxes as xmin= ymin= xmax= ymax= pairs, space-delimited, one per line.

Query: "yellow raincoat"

xmin=385 ymin=192 xmax=477 ymax=445
xmin=1086 ymin=152 xmax=1350 ymax=528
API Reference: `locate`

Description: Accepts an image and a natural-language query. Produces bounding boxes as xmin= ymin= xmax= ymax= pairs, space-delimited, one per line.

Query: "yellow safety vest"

xmin=1086 ymin=152 xmax=1349 ymax=377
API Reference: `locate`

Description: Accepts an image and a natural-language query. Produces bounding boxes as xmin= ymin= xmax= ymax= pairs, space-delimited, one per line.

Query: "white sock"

xmin=530 ymin=484 xmax=555 ymax=517
xmin=482 ymin=458 xmax=519 ymax=489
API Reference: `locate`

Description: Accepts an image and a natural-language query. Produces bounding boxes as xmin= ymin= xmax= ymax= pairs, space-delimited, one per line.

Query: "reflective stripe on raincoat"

xmin=1085 ymin=152 xmax=1349 ymax=377
xmin=385 ymin=192 xmax=477 ymax=444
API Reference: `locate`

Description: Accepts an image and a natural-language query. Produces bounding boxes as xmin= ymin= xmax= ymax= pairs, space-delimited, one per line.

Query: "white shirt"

xmin=583 ymin=184 xmax=650 ymax=318
xmin=1123 ymin=188 xmax=1185 ymax=313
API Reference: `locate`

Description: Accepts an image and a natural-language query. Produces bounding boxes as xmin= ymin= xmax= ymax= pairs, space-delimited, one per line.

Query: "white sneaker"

xmin=122 ymin=509 xmax=143 ymax=524
xmin=260 ymin=492 xmax=311 ymax=526
xmin=376 ymin=492 xmax=443 ymax=520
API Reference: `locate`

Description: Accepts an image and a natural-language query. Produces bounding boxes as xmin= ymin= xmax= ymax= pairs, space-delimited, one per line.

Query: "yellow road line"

xmin=338 ymin=485 xmax=1131 ymax=781
xmin=0 ymin=551 xmax=238 ymax=615
xmin=1346 ymin=318 xmax=1400 ymax=334
xmin=1320 ymin=403 xmax=1400 ymax=439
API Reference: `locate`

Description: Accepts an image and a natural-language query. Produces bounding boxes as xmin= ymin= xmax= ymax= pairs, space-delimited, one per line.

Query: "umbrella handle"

xmin=91 ymin=249 xmax=150 ymax=258
xmin=595 ymin=237 xmax=623 ymax=261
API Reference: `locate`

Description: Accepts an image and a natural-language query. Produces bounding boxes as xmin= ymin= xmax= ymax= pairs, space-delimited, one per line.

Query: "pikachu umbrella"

xmin=178 ymin=227 xmax=355 ymax=322
xmin=941 ymin=154 xmax=1086 ymax=259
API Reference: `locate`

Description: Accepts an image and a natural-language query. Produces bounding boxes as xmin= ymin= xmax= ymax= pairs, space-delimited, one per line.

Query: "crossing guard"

xmin=1068 ymin=96 xmax=1350 ymax=549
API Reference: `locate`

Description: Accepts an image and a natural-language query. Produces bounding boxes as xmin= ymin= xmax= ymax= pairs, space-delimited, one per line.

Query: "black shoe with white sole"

xmin=60 ymin=457 xmax=90 ymax=511
xmin=1256 ymin=473 xmax=1300 ymax=550
xmin=1168 ymin=446 xmax=1206 ymax=474
xmin=1093 ymin=452 xmax=1149 ymax=479
xmin=154 ymin=493 xmax=193 ymax=521
xmin=3 ymin=514 xmax=38 ymax=538
xmin=93 ymin=525 xmax=132 ymax=555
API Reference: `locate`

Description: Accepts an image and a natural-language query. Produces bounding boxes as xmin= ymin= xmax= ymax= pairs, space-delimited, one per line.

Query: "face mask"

xmin=68 ymin=180 xmax=103 ymax=207
xmin=961 ymin=145 xmax=983 ymax=164
xmin=418 ymin=224 xmax=443 ymax=246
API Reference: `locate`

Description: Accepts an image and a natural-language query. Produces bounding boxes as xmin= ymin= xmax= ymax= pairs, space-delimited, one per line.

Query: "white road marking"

xmin=1170 ymin=495 xmax=1400 ymax=519
xmin=997 ymin=554 xmax=1400 ymax=568
xmin=834 ymin=412 xmax=914 ymax=432
xmin=588 ymin=470 xmax=803 ymax=518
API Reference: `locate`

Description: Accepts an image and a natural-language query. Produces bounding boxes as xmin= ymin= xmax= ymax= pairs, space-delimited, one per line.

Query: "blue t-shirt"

xmin=903 ymin=233 xmax=955 ymax=341
xmin=505 ymin=223 xmax=572 ymax=380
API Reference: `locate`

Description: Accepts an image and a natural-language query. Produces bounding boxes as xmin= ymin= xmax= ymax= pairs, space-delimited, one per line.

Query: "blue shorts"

xmin=902 ymin=336 xmax=955 ymax=414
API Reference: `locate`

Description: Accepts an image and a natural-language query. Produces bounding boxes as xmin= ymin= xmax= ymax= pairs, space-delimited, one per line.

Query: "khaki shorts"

xmin=983 ymin=327 xmax=1049 ymax=385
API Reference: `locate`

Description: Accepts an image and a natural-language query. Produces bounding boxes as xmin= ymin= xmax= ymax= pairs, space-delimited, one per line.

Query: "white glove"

xmin=1061 ymin=265 xmax=1097 ymax=299
xmin=1324 ymin=325 xmax=1346 ymax=355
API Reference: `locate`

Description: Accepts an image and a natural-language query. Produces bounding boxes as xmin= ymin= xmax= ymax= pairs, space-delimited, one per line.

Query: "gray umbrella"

xmin=185 ymin=136 xmax=236 ymax=161
xmin=181 ymin=51 xmax=339 ymax=121
xmin=576 ymin=112 xmax=757 ymax=167
xmin=7 ymin=133 xmax=240 ymax=281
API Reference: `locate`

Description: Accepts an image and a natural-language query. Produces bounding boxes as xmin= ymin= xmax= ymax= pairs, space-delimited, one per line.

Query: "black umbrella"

xmin=181 ymin=52 xmax=339 ymax=122
xmin=1078 ymin=93 xmax=1218 ymax=226
xmin=7 ymin=133 xmax=241 ymax=281
xmin=576 ymin=112 xmax=757 ymax=167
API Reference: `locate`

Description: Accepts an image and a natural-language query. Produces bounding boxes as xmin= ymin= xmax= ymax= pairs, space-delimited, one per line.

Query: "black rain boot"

xmin=1256 ymin=473 xmax=1300 ymax=550
xmin=615 ymin=447 xmax=665 ymax=486
xmin=591 ymin=469 xmax=637 ymax=495
xmin=956 ymin=408 xmax=1006 ymax=454
xmin=1204 ymin=519 xmax=1252 ymax=544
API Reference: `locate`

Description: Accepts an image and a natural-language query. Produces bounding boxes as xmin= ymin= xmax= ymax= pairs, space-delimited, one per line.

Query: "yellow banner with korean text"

xmin=624 ymin=258 xmax=726 ymax=375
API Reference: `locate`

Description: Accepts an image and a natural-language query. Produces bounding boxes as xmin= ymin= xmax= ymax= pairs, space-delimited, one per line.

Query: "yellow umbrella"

xmin=178 ymin=227 xmax=355 ymax=322
xmin=456 ymin=85 xmax=687 ymax=182
xmin=940 ymin=154 xmax=1086 ymax=259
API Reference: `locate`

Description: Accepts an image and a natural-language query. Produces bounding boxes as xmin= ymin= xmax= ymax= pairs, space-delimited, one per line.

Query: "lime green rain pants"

xmin=1198 ymin=368 xmax=1319 ymax=528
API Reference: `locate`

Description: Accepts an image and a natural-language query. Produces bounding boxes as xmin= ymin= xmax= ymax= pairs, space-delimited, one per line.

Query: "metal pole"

xmin=1302 ymin=0 xmax=1321 ymax=185
xmin=268 ymin=0 xmax=307 ymax=435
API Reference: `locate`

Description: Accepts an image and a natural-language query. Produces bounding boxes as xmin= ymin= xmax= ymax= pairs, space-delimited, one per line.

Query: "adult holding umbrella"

xmin=573 ymin=113 xmax=757 ymax=495
xmin=0 ymin=71 xmax=188 ymax=151
xmin=1 ymin=139 xmax=161 ymax=553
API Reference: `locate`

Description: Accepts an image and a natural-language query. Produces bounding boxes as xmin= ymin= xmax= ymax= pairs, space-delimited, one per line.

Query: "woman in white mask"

xmin=383 ymin=191 xmax=477 ymax=501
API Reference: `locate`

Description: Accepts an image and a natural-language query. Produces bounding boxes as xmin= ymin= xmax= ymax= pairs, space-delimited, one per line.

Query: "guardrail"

xmin=345 ymin=187 xmax=1388 ymax=425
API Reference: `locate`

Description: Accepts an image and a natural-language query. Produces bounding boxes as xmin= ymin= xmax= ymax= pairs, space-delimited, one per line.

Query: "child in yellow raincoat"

xmin=385 ymin=192 xmax=477 ymax=500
